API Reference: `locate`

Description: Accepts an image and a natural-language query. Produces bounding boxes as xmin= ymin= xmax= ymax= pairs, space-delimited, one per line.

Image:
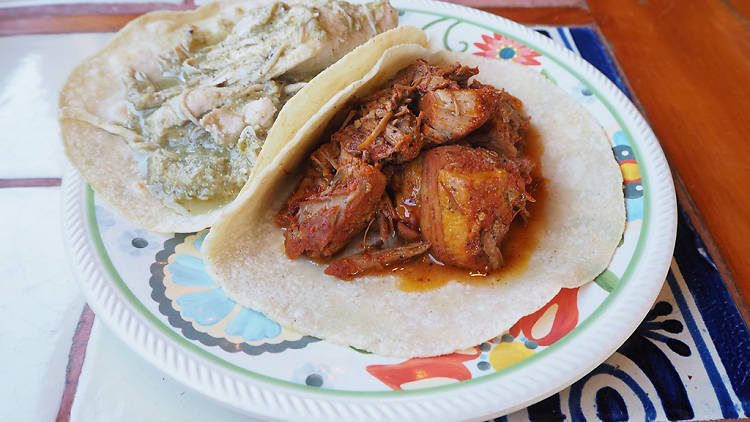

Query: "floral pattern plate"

xmin=62 ymin=1 xmax=677 ymax=420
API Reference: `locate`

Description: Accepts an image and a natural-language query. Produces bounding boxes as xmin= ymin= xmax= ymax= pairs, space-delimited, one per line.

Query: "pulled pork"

xmin=276 ymin=60 xmax=534 ymax=279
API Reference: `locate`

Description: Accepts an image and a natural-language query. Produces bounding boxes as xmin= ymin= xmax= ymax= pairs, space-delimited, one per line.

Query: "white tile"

xmin=71 ymin=321 xmax=258 ymax=422
xmin=0 ymin=187 xmax=86 ymax=422
xmin=0 ymin=33 xmax=112 ymax=178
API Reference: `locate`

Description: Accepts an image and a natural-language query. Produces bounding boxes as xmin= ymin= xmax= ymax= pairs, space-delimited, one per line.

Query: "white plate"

xmin=62 ymin=1 xmax=677 ymax=420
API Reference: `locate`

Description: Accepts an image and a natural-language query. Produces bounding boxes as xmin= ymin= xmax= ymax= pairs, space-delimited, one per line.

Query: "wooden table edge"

xmin=0 ymin=5 xmax=594 ymax=35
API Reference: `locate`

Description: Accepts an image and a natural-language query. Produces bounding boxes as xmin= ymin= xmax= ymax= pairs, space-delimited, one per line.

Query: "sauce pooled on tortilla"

xmin=395 ymin=127 xmax=545 ymax=291
xmin=275 ymin=59 xmax=538 ymax=281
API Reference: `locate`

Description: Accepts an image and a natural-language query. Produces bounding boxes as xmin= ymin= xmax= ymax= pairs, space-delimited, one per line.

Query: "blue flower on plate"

xmin=151 ymin=231 xmax=320 ymax=354
xmin=169 ymin=237 xmax=282 ymax=341
xmin=226 ymin=307 xmax=284 ymax=340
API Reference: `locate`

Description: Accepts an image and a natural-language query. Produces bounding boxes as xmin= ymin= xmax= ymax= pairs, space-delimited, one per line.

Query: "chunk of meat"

xmin=392 ymin=156 xmax=422 ymax=230
xmin=441 ymin=63 xmax=480 ymax=86
xmin=418 ymin=145 xmax=531 ymax=272
xmin=464 ymin=84 xmax=529 ymax=158
xmin=276 ymin=142 xmax=340 ymax=227
xmin=242 ymin=97 xmax=277 ymax=129
xmin=199 ymin=107 xmax=247 ymax=146
xmin=370 ymin=195 xmax=398 ymax=247
xmin=184 ymin=85 xmax=260 ymax=118
xmin=335 ymin=105 xmax=423 ymax=164
xmin=324 ymin=241 xmax=431 ymax=279
xmin=277 ymin=143 xmax=386 ymax=259
xmin=403 ymin=60 xmax=478 ymax=93
xmin=396 ymin=221 xmax=421 ymax=242
xmin=334 ymin=60 xmax=484 ymax=165
xmin=420 ymin=87 xmax=499 ymax=144
xmin=336 ymin=83 xmax=423 ymax=164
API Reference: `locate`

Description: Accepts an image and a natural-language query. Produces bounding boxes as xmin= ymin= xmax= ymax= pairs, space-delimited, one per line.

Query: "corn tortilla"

xmin=202 ymin=48 xmax=625 ymax=357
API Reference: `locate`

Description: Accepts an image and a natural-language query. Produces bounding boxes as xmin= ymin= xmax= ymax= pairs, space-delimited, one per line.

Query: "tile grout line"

xmin=55 ymin=305 xmax=95 ymax=422
xmin=0 ymin=178 xmax=62 ymax=187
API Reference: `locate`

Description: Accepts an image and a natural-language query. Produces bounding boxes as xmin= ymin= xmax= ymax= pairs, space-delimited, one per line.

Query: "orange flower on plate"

xmin=509 ymin=287 xmax=580 ymax=346
xmin=474 ymin=33 xmax=542 ymax=65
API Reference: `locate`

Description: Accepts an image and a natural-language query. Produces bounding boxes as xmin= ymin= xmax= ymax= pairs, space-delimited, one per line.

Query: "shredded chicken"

xmin=420 ymin=87 xmax=498 ymax=144
xmin=277 ymin=144 xmax=387 ymax=259
xmin=463 ymin=82 xmax=530 ymax=159
xmin=335 ymin=83 xmax=422 ymax=164
xmin=417 ymin=145 xmax=532 ymax=271
xmin=325 ymin=242 xmax=432 ymax=279
xmin=276 ymin=59 xmax=534 ymax=278
xmin=111 ymin=0 xmax=397 ymax=205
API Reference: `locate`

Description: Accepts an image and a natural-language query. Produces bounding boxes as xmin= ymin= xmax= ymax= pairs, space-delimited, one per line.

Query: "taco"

xmin=59 ymin=0 xmax=412 ymax=232
xmin=202 ymin=43 xmax=625 ymax=357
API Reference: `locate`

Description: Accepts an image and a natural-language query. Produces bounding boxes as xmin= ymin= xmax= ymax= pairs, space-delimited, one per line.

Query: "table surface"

xmin=1 ymin=0 xmax=749 ymax=421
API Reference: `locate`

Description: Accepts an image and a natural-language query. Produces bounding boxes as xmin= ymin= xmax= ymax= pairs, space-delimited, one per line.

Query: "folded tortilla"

xmin=202 ymin=45 xmax=625 ymax=357
xmin=59 ymin=0 xmax=420 ymax=232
